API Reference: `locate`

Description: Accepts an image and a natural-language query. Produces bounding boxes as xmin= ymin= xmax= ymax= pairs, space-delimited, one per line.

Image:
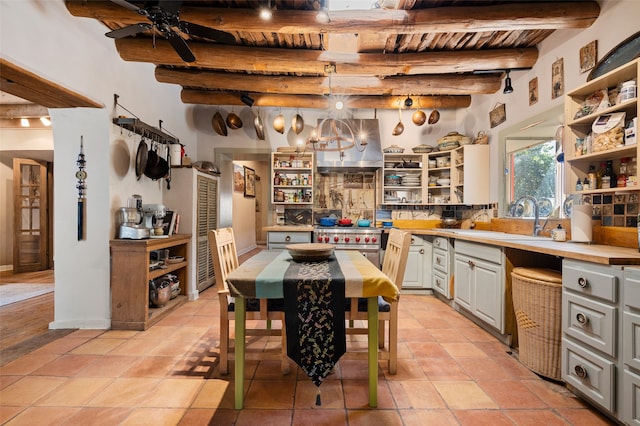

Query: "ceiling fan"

xmin=105 ymin=0 xmax=235 ymax=63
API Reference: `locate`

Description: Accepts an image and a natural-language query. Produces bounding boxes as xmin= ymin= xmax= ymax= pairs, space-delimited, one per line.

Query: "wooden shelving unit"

xmin=110 ymin=234 xmax=191 ymax=330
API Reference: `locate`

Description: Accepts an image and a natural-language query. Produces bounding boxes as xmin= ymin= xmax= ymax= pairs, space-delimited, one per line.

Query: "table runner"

xmin=282 ymin=256 xmax=346 ymax=405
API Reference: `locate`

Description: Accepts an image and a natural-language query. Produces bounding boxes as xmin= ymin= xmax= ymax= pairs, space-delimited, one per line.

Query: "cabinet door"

xmin=196 ymin=176 xmax=218 ymax=291
xmin=473 ymin=257 xmax=504 ymax=332
xmin=454 ymin=253 xmax=473 ymax=311
xmin=403 ymin=242 xmax=424 ymax=288
xmin=623 ymin=367 xmax=640 ymax=426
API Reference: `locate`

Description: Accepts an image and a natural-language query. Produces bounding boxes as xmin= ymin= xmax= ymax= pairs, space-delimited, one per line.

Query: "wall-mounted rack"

xmin=112 ymin=94 xmax=179 ymax=144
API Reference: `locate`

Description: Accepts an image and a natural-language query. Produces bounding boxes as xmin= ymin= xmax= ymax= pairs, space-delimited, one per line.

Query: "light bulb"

xmin=335 ymin=100 xmax=344 ymax=110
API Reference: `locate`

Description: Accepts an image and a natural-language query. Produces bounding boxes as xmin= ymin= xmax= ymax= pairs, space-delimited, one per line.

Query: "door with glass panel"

xmin=13 ymin=158 xmax=51 ymax=273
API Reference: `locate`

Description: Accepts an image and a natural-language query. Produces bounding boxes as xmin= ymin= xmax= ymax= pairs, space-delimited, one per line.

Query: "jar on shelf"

xmin=617 ymin=157 xmax=629 ymax=187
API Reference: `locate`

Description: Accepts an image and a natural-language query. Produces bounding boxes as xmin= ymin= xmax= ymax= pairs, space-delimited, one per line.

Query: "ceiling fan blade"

xmin=158 ymin=0 xmax=182 ymax=15
xmin=165 ymin=30 xmax=195 ymax=62
xmin=109 ymin=0 xmax=142 ymax=13
xmin=178 ymin=21 xmax=236 ymax=44
xmin=105 ymin=23 xmax=153 ymax=38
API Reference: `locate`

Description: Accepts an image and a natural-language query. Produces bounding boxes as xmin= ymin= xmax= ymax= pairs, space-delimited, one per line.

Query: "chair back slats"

xmin=208 ymin=228 xmax=239 ymax=291
xmin=381 ymin=229 xmax=411 ymax=289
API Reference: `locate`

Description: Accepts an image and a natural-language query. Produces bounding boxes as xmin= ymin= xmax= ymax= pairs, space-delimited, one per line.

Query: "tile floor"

xmin=0 ymin=289 xmax=613 ymax=425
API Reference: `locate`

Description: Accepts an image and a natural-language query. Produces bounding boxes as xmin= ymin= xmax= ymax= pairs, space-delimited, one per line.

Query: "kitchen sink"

xmin=439 ymin=229 xmax=550 ymax=241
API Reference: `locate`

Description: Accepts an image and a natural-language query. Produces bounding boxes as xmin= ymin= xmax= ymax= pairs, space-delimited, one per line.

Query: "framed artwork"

xmin=244 ymin=166 xmax=256 ymax=198
xmin=343 ymin=173 xmax=364 ymax=189
xmin=233 ymin=163 xmax=244 ymax=192
xmin=552 ymin=58 xmax=564 ymax=99
xmin=579 ymin=40 xmax=597 ymax=73
xmin=529 ymin=77 xmax=538 ymax=106
xmin=489 ymin=103 xmax=506 ymax=128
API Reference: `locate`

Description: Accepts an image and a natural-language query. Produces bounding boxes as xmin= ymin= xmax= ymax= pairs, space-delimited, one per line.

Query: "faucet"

xmin=510 ymin=195 xmax=544 ymax=236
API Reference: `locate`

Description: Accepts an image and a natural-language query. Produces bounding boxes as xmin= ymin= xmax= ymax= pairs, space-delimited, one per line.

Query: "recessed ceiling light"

xmin=20 ymin=118 xmax=30 ymax=127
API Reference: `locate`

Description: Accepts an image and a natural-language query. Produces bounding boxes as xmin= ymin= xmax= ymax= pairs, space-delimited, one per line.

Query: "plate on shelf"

xmin=167 ymin=256 xmax=184 ymax=264
xmin=287 ymin=243 xmax=335 ymax=262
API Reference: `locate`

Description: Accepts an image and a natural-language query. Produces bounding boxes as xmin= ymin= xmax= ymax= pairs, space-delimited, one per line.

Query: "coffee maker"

xmin=142 ymin=204 xmax=167 ymax=237
xmin=117 ymin=195 xmax=150 ymax=239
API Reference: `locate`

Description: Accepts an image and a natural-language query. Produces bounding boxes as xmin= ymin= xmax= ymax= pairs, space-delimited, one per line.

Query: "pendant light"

xmin=503 ymin=70 xmax=514 ymax=94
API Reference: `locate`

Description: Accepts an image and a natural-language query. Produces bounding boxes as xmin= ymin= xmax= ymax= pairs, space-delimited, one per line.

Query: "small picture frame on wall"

xmin=244 ymin=166 xmax=256 ymax=198
xmin=529 ymin=77 xmax=538 ymax=105
xmin=233 ymin=163 xmax=244 ymax=193
xmin=579 ymin=40 xmax=597 ymax=73
xmin=552 ymin=58 xmax=564 ymax=99
xmin=489 ymin=103 xmax=506 ymax=128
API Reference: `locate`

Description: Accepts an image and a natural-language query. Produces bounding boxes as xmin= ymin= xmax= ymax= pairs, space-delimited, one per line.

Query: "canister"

xmin=620 ymin=80 xmax=637 ymax=102
xmin=169 ymin=144 xmax=182 ymax=166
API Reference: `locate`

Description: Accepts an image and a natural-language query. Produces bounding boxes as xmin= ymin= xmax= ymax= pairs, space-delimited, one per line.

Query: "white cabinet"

xmin=267 ymin=230 xmax=311 ymax=250
xmin=450 ymin=145 xmax=491 ymax=205
xmin=163 ymin=168 xmax=219 ymax=297
xmin=382 ymin=153 xmax=426 ymax=205
xmin=454 ymin=240 xmax=505 ymax=332
xmin=564 ymin=58 xmax=639 ymax=196
xmin=623 ymin=267 xmax=640 ymax=425
xmin=561 ymin=259 xmax=624 ymax=418
xmin=432 ymin=236 xmax=453 ymax=299
xmin=402 ymin=235 xmax=432 ymax=289
xmin=271 ymin=152 xmax=314 ymax=204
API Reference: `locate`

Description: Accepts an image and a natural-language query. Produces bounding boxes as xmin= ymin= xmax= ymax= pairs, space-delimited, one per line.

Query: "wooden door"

xmin=13 ymin=158 xmax=50 ymax=273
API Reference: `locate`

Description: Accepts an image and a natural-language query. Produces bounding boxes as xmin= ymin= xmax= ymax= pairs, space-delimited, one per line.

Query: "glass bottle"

xmin=602 ymin=160 xmax=617 ymax=189
xmin=587 ymin=165 xmax=597 ymax=190
xmin=596 ymin=161 xmax=606 ymax=189
xmin=617 ymin=157 xmax=628 ymax=187
xmin=576 ymin=178 xmax=583 ymax=191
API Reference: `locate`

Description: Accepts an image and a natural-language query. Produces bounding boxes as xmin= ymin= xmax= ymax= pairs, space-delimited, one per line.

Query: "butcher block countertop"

xmin=408 ymin=229 xmax=640 ymax=266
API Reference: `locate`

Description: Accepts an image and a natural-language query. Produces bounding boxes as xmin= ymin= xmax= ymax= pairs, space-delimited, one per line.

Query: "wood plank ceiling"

xmin=64 ymin=0 xmax=600 ymax=110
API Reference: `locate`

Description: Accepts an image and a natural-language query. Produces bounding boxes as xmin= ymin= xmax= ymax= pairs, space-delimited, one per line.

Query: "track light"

xmin=316 ymin=0 xmax=330 ymax=23
xmin=404 ymin=96 xmax=413 ymax=108
xmin=240 ymin=93 xmax=255 ymax=107
xmin=503 ymin=70 xmax=514 ymax=94
xmin=20 ymin=118 xmax=30 ymax=127
xmin=259 ymin=0 xmax=272 ymax=20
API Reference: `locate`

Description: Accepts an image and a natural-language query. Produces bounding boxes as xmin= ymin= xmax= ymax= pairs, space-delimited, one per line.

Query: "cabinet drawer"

xmin=433 ymin=248 xmax=449 ymax=273
xmin=432 ymin=237 xmax=450 ymax=251
xmin=563 ymin=291 xmax=616 ymax=357
xmin=624 ymin=311 xmax=640 ymax=371
xmin=623 ymin=367 xmax=640 ymax=426
xmin=563 ymin=260 xmax=620 ymax=303
xmin=267 ymin=231 xmax=311 ymax=244
xmin=562 ymin=338 xmax=616 ymax=412
xmin=455 ymin=240 xmax=502 ymax=264
xmin=432 ymin=269 xmax=449 ymax=297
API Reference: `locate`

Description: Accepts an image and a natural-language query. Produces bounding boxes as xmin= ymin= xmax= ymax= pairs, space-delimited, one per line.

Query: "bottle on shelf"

xmin=617 ymin=157 xmax=629 ymax=188
xmin=601 ymin=160 xmax=617 ymax=189
xmin=596 ymin=161 xmax=606 ymax=189
xmin=575 ymin=178 xmax=583 ymax=191
xmin=627 ymin=157 xmax=637 ymax=187
xmin=583 ymin=176 xmax=590 ymax=190
xmin=587 ymin=165 xmax=597 ymax=190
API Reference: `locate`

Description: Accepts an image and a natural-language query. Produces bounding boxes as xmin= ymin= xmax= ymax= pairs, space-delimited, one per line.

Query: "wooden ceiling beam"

xmin=117 ymin=38 xmax=537 ymax=74
xmin=180 ymin=90 xmax=471 ymax=109
xmin=66 ymin=1 xmax=600 ymax=33
xmin=0 ymin=104 xmax=49 ymax=118
xmin=157 ymin=68 xmax=500 ymax=96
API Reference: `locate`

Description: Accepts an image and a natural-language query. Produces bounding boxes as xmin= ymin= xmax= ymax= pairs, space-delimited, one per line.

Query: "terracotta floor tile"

xmin=428 ymin=328 xmax=471 ymax=343
xmin=31 ymin=337 xmax=88 ymax=355
xmin=120 ymin=407 xmax=186 ymax=426
xmin=455 ymin=357 xmax=516 ymax=381
xmin=236 ymin=408 xmax=293 ymax=426
xmin=36 ymin=377 xmax=112 ymax=406
xmin=69 ymin=338 xmax=126 ymax=355
xmin=292 ymin=408 xmax=348 ymax=425
xmin=140 ymin=378 xmax=204 ymax=408
xmin=121 ymin=355 xmax=181 ymax=378
xmin=0 ymin=376 xmax=66 ymax=405
xmin=454 ymin=409 xmax=516 ymax=425
xmin=521 ymin=379 xmax=587 ymax=409
xmin=75 ymin=355 xmax=140 ymax=378
xmin=243 ymin=379 xmax=296 ymax=409
xmin=108 ymin=337 xmax=163 ymax=356
xmin=386 ymin=380 xmax=412 ymax=409
xmin=347 ymin=408 xmax=403 ymax=425
xmin=30 ymin=354 xmax=100 ymax=377
xmin=2 ymin=406 xmax=80 ymax=426
xmin=178 ymin=408 xmax=238 ymax=425
xmin=432 ymin=381 xmax=498 ymax=409
xmin=555 ymin=407 xmax=616 ymax=425
xmin=86 ymin=378 xmax=160 ymax=407
xmin=397 ymin=328 xmax=437 ymax=342
xmin=477 ymin=380 xmax=547 ymax=409
xmin=418 ymin=356 xmax=470 ymax=381
xmin=190 ymin=378 xmax=236 ymax=409
xmin=0 ymin=353 xmax=60 ymax=376
xmin=254 ymin=359 xmax=296 ymax=380
xmin=395 ymin=380 xmax=447 ymax=409
xmin=64 ymin=407 xmax=132 ymax=426
xmin=294 ymin=379 xmax=344 ymax=409
xmin=504 ymin=409 xmax=568 ymax=425
xmin=405 ymin=341 xmax=449 ymax=358
xmin=0 ymin=375 xmax=21 ymax=390
xmin=400 ymin=408 xmax=460 ymax=425
xmin=0 ymin=405 xmax=25 ymax=424
xmin=441 ymin=342 xmax=489 ymax=358
xmin=382 ymin=358 xmax=428 ymax=381
xmin=342 ymin=379 xmax=396 ymax=409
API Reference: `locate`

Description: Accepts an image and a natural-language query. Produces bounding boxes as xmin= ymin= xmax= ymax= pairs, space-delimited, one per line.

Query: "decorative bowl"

xmin=383 ymin=144 xmax=404 ymax=153
xmin=412 ymin=144 xmax=434 ymax=153
xmin=287 ymin=243 xmax=335 ymax=262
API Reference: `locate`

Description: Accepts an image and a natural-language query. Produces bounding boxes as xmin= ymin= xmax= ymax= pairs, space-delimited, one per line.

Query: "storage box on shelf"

xmin=564 ymin=58 xmax=639 ymax=196
xmin=271 ymin=152 xmax=314 ymax=204
xmin=110 ymin=234 xmax=190 ymax=330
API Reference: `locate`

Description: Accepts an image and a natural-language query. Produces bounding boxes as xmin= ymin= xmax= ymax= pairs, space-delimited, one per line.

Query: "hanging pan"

xmin=144 ymin=142 xmax=169 ymax=181
xmin=135 ymin=137 xmax=148 ymax=181
xmin=254 ymin=112 xmax=265 ymax=140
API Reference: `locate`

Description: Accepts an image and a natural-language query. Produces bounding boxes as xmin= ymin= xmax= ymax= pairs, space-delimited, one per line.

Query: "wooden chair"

xmin=345 ymin=228 xmax=411 ymax=374
xmin=208 ymin=228 xmax=289 ymax=375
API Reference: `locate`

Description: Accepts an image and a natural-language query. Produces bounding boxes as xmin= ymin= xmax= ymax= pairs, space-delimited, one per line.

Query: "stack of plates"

xmin=287 ymin=243 xmax=335 ymax=262
xmin=401 ymin=176 xmax=421 ymax=186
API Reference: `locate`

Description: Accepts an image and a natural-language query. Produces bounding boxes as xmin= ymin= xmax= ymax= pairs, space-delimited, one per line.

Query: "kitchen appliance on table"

xmin=117 ymin=195 xmax=150 ymax=239
xmin=314 ymin=225 xmax=382 ymax=268
xmin=142 ymin=203 xmax=167 ymax=238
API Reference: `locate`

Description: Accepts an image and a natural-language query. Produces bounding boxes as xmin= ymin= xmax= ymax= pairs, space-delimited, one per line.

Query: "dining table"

xmin=225 ymin=248 xmax=399 ymax=409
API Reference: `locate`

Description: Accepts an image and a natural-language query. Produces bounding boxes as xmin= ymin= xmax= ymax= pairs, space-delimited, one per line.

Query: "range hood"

xmin=314 ymin=119 xmax=383 ymax=173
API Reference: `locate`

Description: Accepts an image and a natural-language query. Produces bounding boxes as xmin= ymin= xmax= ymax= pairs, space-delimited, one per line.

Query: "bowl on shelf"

xmin=435 ymin=157 xmax=450 ymax=168
xmin=412 ymin=144 xmax=434 ymax=153
xmin=437 ymin=178 xmax=451 ymax=186
xmin=383 ymin=144 xmax=404 ymax=153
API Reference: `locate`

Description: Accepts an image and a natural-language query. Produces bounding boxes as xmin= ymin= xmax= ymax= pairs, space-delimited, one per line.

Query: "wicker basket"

xmin=511 ymin=267 xmax=562 ymax=380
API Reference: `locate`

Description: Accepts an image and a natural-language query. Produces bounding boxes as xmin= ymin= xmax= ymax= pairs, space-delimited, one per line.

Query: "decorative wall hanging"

xmin=588 ymin=31 xmax=640 ymax=81
xmin=233 ymin=163 xmax=244 ymax=193
xmin=529 ymin=77 xmax=539 ymax=106
xmin=76 ymin=136 xmax=87 ymax=241
xmin=580 ymin=40 xmax=598 ymax=73
xmin=489 ymin=103 xmax=506 ymax=128
xmin=552 ymin=58 xmax=564 ymax=99
xmin=244 ymin=166 xmax=256 ymax=198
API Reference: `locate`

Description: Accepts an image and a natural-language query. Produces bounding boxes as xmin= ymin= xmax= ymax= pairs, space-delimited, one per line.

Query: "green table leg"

xmin=368 ymin=296 xmax=378 ymax=408
xmin=235 ymin=298 xmax=246 ymax=409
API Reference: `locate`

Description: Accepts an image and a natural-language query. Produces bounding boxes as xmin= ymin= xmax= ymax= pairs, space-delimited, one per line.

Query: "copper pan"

xmin=212 ymin=111 xmax=227 ymax=136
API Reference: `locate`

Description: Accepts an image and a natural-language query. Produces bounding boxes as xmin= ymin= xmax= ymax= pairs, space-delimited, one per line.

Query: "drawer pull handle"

xmin=576 ymin=312 xmax=588 ymax=325
xmin=574 ymin=365 xmax=588 ymax=379
xmin=411 ymin=238 xmax=415 ymax=244
xmin=435 ymin=240 xmax=440 ymax=247
xmin=468 ymin=260 xmax=475 ymax=268
xmin=436 ymin=258 xmax=441 ymax=265
xmin=419 ymin=249 xmax=424 ymax=254
xmin=435 ymin=279 xmax=441 ymax=286
xmin=285 ymin=236 xmax=291 ymax=242
xmin=577 ymin=277 xmax=588 ymax=288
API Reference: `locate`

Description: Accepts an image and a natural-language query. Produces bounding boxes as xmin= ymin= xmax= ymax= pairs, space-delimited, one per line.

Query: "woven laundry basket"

xmin=511 ymin=267 xmax=562 ymax=380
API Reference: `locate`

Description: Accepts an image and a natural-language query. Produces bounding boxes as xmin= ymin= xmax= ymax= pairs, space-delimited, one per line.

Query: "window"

xmin=505 ymin=138 xmax=564 ymax=217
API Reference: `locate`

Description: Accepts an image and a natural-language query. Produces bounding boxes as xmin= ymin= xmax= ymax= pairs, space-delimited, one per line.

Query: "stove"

xmin=313 ymin=226 xmax=382 ymax=267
